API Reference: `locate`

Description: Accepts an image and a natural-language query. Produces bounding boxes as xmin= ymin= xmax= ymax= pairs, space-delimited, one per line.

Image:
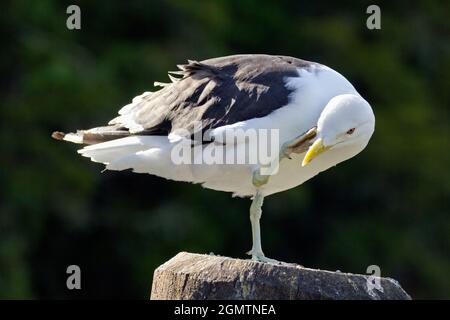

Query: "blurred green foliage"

xmin=0 ymin=0 xmax=449 ymax=299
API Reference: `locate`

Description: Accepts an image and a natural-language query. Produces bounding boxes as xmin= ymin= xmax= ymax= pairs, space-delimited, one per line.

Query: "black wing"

xmin=110 ymin=54 xmax=315 ymax=136
xmin=53 ymin=55 xmax=316 ymax=145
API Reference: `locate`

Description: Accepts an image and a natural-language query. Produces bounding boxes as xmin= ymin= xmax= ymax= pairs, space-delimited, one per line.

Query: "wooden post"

xmin=150 ymin=252 xmax=411 ymax=300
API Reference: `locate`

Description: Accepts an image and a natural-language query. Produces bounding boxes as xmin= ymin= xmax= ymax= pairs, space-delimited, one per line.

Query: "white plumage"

xmin=54 ymin=54 xmax=375 ymax=262
xmin=78 ymin=63 xmax=373 ymax=197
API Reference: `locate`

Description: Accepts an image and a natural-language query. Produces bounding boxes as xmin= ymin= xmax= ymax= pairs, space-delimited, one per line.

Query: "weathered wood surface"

xmin=150 ymin=252 xmax=411 ymax=300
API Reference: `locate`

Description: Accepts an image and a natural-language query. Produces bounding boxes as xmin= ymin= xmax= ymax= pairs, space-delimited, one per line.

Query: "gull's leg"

xmin=246 ymin=128 xmax=316 ymax=264
xmin=252 ymin=169 xmax=270 ymax=188
xmin=280 ymin=126 xmax=317 ymax=160
xmin=246 ymin=190 xmax=280 ymax=263
xmin=246 ymin=190 xmax=264 ymax=259
xmin=252 ymin=127 xmax=317 ymax=188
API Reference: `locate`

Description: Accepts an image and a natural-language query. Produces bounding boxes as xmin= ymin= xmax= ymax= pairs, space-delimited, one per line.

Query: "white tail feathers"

xmin=78 ymin=136 xmax=150 ymax=164
xmin=63 ymin=132 xmax=84 ymax=144
xmin=52 ymin=131 xmax=84 ymax=144
xmin=77 ymin=135 xmax=195 ymax=182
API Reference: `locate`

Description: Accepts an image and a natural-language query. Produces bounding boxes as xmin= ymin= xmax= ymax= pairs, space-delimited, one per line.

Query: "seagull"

xmin=52 ymin=54 xmax=375 ymax=263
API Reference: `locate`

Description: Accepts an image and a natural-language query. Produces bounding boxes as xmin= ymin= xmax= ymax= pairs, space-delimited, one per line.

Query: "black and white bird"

xmin=53 ymin=54 xmax=375 ymax=263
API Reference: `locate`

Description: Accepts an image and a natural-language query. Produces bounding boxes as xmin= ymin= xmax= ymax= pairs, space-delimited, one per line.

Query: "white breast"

xmin=196 ymin=65 xmax=361 ymax=197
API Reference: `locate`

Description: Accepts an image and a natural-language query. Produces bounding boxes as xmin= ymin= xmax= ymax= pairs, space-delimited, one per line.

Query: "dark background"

xmin=1 ymin=0 xmax=449 ymax=299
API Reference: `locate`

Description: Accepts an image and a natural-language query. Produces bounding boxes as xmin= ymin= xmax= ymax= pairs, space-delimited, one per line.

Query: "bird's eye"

xmin=346 ymin=128 xmax=355 ymax=135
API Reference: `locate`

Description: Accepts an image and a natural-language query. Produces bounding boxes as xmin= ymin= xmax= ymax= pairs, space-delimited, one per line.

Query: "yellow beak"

xmin=302 ymin=138 xmax=330 ymax=167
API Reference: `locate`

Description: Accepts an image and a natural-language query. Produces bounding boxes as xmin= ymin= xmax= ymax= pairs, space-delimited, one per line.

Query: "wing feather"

xmin=112 ymin=54 xmax=315 ymax=137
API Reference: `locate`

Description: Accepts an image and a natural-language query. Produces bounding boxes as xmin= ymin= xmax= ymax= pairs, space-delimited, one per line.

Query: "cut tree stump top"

xmin=150 ymin=252 xmax=411 ymax=300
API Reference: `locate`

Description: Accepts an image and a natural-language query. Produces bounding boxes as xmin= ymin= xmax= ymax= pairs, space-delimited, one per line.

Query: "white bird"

xmin=52 ymin=54 xmax=375 ymax=263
